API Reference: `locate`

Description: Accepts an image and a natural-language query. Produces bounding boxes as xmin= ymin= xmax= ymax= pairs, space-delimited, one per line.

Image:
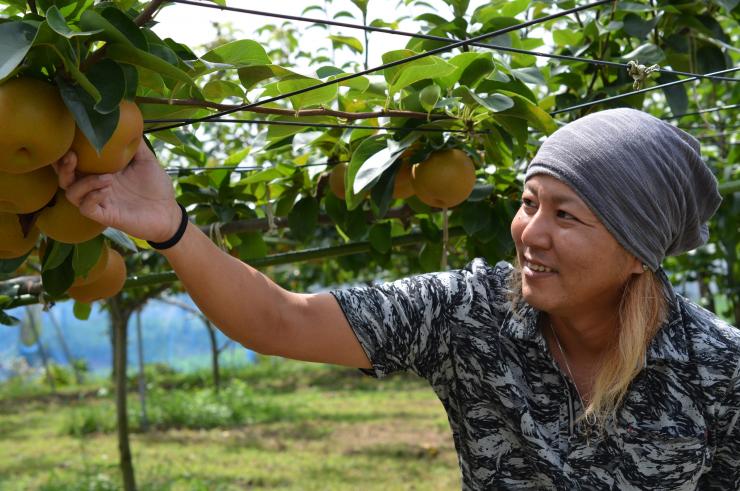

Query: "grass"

xmin=0 ymin=359 xmax=460 ymax=490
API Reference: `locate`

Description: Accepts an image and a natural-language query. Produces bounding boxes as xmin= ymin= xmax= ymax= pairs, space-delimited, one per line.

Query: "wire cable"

xmin=144 ymin=117 xmax=487 ymax=134
xmin=145 ymin=0 xmax=611 ymax=134
xmin=164 ymin=161 xmax=334 ymax=174
xmin=168 ymin=0 xmax=739 ymax=84
xmin=662 ymin=104 xmax=740 ymax=120
xmin=551 ymin=66 xmax=740 ymax=116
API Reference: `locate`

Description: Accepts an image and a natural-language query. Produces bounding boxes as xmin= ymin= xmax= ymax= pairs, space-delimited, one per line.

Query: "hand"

xmin=54 ymin=139 xmax=182 ymax=243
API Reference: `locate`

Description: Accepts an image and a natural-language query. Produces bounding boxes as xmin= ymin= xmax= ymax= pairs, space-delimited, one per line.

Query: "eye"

xmin=556 ymin=210 xmax=576 ymax=220
xmin=521 ymin=198 xmax=537 ymax=209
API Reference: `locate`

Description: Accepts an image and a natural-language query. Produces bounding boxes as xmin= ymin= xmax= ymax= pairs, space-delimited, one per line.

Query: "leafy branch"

xmin=136 ymin=96 xmax=455 ymax=122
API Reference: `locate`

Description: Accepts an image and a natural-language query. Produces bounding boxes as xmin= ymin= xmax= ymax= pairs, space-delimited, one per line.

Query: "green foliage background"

xmin=0 ymin=0 xmax=738 ymax=324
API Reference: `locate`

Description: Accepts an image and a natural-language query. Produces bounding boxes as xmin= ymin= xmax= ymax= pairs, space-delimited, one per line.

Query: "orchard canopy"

xmin=0 ymin=0 xmax=738 ymax=324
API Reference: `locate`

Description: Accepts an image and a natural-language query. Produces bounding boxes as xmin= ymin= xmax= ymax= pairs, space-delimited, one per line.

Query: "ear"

xmin=628 ymin=255 xmax=645 ymax=275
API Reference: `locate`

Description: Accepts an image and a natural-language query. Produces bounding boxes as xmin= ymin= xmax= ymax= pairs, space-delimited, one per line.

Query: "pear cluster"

xmin=0 ymin=76 xmax=141 ymax=302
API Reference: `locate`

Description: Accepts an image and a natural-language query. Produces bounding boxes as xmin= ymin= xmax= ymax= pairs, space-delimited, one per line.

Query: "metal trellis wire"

xmin=145 ymin=117 xmax=489 ymax=134
xmin=551 ymin=66 xmax=740 ymax=116
xmin=169 ymin=0 xmax=738 ymax=84
xmin=145 ymin=0 xmax=611 ymax=134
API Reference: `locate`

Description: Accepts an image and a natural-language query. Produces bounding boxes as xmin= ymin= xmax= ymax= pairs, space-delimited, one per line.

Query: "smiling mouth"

xmin=523 ymin=260 xmax=556 ymax=273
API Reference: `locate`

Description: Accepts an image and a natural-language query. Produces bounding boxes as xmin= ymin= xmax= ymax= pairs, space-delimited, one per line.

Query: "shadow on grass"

xmin=300 ymin=443 xmax=458 ymax=487
xmin=137 ymin=471 xmax=292 ymax=491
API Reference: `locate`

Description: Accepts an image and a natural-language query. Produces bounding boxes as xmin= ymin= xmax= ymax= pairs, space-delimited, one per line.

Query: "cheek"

xmin=510 ymin=210 xmax=525 ymax=244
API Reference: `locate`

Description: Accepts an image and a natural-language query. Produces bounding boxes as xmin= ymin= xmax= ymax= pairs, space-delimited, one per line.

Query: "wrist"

xmin=148 ymin=202 xmax=188 ymax=250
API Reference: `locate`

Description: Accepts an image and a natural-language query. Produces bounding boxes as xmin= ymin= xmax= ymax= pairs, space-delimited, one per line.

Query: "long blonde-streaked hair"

xmin=507 ymin=259 xmax=669 ymax=430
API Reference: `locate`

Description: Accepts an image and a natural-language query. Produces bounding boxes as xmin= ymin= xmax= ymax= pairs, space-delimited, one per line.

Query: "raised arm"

xmin=56 ymin=140 xmax=371 ymax=369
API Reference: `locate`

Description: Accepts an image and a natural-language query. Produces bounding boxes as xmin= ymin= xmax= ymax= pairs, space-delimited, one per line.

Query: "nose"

xmin=518 ymin=207 xmax=553 ymax=251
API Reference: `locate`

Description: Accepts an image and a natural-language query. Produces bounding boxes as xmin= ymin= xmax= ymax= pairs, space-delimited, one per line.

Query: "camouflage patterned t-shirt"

xmin=331 ymin=259 xmax=740 ymax=490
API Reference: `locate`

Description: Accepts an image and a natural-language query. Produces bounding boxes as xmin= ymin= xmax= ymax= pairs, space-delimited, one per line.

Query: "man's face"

xmin=510 ymin=175 xmax=642 ymax=317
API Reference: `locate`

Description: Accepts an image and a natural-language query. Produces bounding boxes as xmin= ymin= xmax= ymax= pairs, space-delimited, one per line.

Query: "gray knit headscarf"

xmin=525 ymin=108 xmax=721 ymax=272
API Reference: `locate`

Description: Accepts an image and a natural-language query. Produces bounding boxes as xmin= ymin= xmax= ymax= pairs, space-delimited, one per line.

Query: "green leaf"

xmin=41 ymin=251 xmax=74 ymax=298
xmin=79 ymin=9 xmax=133 ymax=47
xmin=73 ymin=301 xmax=92 ymax=320
xmin=621 ymin=43 xmax=665 ymax=65
xmin=0 ymin=21 xmax=38 ymax=81
xmin=224 ymin=147 xmax=250 ymax=166
xmin=623 ymin=13 xmax=658 ymax=40
xmin=46 ymin=5 xmax=100 ymax=38
xmin=203 ymin=79 xmax=244 ymax=101
xmin=715 ymin=0 xmax=739 ymax=13
xmin=453 ymin=86 xmax=514 ymax=112
xmin=106 ymin=43 xmax=194 ymax=86
xmin=370 ymin=164 xmax=397 ymax=218
xmin=352 ymin=138 xmax=415 ymax=194
xmin=288 ymin=197 xmax=319 ymax=242
xmin=369 ymin=222 xmax=392 ymax=254
xmin=237 ymin=168 xmax=283 ymax=185
xmin=86 ymin=59 xmax=125 ymax=114
xmin=30 ymin=21 xmax=102 ymax=103
xmin=56 ymin=76 xmax=119 ymax=153
xmin=382 ymin=50 xmax=456 ymax=95
xmin=437 ymin=52 xmax=495 ymax=89
xmin=103 ymin=228 xmax=137 ymax=252
xmin=100 ymin=6 xmax=147 ymax=50
xmin=42 ymin=240 xmax=73 ymax=272
xmin=419 ymin=84 xmax=441 ymax=112
xmin=237 ymin=64 xmax=297 ymax=90
xmin=328 ymin=73 xmax=370 ymax=92
xmin=350 ymin=0 xmax=368 ymax=16
xmin=72 ymin=236 xmax=104 ymax=282
xmin=0 ymin=252 xmax=31 ymax=274
xmin=0 ymin=310 xmax=19 ymax=326
xmin=419 ymin=241 xmax=442 ymax=272
xmin=499 ymin=0 xmax=528 ymax=17
xmin=120 ymin=63 xmax=138 ymax=99
xmin=696 ymin=45 xmax=727 ymax=74
xmin=658 ymin=73 xmax=688 ymax=117
xmin=239 ymin=232 xmax=267 ymax=259
xmin=392 ymin=57 xmax=455 ymax=94
xmin=329 ymin=35 xmax=364 ymax=54
xmin=202 ymin=39 xmax=271 ymax=67
xmin=510 ymin=67 xmax=545 ymax=85
xmin=346 ymin=135 xmax=387 ymax=210
xmin=275 ymin=76 xmax=337 ymax=110
xmin=497 ymin=90 xmax=557 ymax=134
xmin=552 ymin=29 xmax=582 ymax=47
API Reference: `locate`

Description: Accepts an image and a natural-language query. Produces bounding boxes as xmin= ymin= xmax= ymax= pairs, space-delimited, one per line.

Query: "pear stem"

xmin=441 ymin=207 xmax=449 ymax=270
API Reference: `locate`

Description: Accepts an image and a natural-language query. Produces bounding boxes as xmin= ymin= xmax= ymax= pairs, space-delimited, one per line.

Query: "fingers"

xmin=78 ymin=189 xmax=109 ymax=222
xmin=53 ymin=151 xmax=78 ymax=190
xmin=133 ymin=138 xmax=156 ymax=162
xmin=65 ymin=174 xmax=113 ymax=207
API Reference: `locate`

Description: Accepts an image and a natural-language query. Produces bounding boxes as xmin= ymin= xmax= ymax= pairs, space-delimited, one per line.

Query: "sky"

xmin=150 ymin=0 xmax=488 ymax=69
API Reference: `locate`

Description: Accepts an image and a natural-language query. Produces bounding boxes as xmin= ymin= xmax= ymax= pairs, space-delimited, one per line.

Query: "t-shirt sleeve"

xmin=330 ymin=259 xmax=511 ymax=381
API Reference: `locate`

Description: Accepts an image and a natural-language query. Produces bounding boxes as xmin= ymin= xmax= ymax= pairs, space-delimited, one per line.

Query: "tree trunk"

xmin=135 ymin=309 xmax=149 ymax=431
xmin=25 ymin=306 xmax=55 ymax=392
xmin=48 ymin=310 xmax=83 ymax=384
xmin=110 ymin=323 xmax=117 ymax=384
xmin=109 ymin=295 xmax=137 ymax=491
xmin=205 ymin=320 xmax=221 ymax=393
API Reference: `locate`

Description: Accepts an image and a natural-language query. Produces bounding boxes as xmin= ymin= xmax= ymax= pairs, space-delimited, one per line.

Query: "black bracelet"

xmin=147 ymin=203 xmax=188 ymax=250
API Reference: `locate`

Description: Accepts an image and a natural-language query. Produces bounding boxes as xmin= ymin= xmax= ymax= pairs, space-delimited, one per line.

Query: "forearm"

xmin=159 ymin=221 xmax=289 ymax=353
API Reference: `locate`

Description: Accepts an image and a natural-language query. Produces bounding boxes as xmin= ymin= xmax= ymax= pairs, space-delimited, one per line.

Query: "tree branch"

xmin=2 ymin=226 xmax=466 ymax=306
xmin=134 ymin=0 xmax=167 ymax=26
xmin=81 ymin=0 xmax=167 ymax=72
xmin=136 ymin=96 xmax=455 ymax=122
